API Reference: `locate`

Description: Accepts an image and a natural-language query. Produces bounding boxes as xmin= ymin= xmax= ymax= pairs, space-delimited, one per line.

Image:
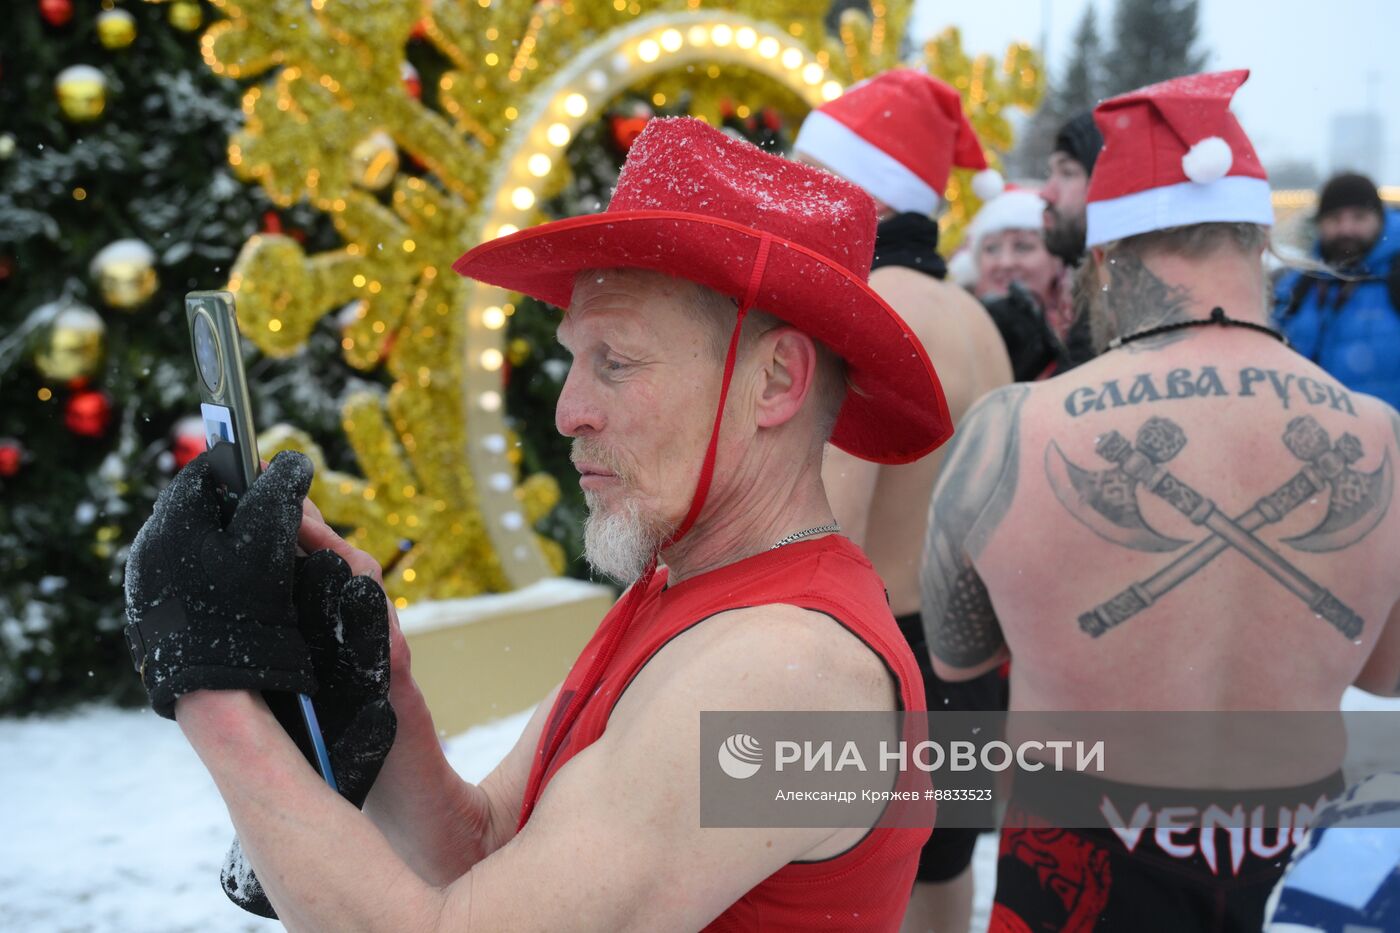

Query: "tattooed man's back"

xmin=920 ymin=224 xmax=1400 ymax=713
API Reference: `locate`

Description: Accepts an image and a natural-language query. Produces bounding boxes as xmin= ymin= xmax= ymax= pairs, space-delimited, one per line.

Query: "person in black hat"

xmin=1043 ymin=111 xmax=1103 ymax=266
xmin=1274 ymin=172 xmax=1400 ymax=409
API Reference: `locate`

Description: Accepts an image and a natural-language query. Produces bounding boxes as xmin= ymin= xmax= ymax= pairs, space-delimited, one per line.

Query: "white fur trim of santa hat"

xmin=965 ymin=189 xmax=1047 ymax=253
xmin=1181 ymin=136 xmax=1233 ymax=184
xmin=793 ymin=109 xmax=941 ymax=216
xmin=947 ymin=248 xmax=978 ymax=288
xmin=1086 ymin=175 xmax=1274 ymax=246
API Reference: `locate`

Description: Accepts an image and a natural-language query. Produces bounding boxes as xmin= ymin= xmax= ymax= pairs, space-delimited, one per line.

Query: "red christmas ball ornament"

xmin=0 ymin=255 xmax=14 ymax=283
xmin=610 ymin=115 xmax=650 ymax=153
xmin=410 ymin=18 xmax=430 ymax=40
xmin=40 ymin=0 xmax=73 ymax=28
xmin=761 ymin=108 xmax=783 ymax=132
xmin=64 ymin=389 xmax=113 ymax=438
xmin=401 ymin=62 xmax=421 ymax=100
xmin=0 ymin=438 xmax=23 ymax=478
xmin=260 ymin=209 xmax=305 ymax=243
xmin=170 ymin=416 xmax=207 ymax=470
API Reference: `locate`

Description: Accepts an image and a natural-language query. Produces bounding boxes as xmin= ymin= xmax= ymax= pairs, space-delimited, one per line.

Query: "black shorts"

xmin=991 ymin=771 xmax=1344 ymax=932
xmin=895 ymin=612 xmax=1009 ymax=883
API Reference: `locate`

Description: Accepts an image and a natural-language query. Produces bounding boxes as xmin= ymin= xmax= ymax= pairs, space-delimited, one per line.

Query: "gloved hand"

xmin=123 ymin=449 xmax=317 ymax=719
xmin=982 ymin=282 xmax=1064 ymax=382
xmin=221 ymin=548 xmax=398 ymax=918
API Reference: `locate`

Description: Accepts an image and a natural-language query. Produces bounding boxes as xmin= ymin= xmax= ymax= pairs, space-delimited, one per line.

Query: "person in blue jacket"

xmin=1275 ymin=173 xmax=1400 ymax=409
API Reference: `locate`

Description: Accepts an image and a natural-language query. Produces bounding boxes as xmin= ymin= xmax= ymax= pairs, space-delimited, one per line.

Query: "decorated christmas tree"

xmin=0 ymin=0 xmax=1040 ymax=714
xmin=0 ymin=1 xmax=362 ymax=711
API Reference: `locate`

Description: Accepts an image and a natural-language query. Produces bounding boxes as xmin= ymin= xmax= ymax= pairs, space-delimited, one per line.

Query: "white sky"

xmin=910 ymin=0 xmax=1398 ymax=183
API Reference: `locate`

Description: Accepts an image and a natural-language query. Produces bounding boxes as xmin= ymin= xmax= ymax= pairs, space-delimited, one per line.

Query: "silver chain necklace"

xmin=770 ymin=523 xmax=841 ymax=550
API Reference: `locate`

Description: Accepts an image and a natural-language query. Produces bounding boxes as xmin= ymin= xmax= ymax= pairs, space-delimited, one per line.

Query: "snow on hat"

xmin=1085 ymin=69 xmax=1272 ymax=247
xmin=966 ymin=189 xmax=1048 ymax=254
xmin=794 ymin=68 xmax=1003 ymax=216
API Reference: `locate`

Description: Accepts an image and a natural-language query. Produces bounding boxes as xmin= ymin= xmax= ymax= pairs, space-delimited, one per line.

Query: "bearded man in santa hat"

xmin=919 ymin=69 xmax=1400 ymax=931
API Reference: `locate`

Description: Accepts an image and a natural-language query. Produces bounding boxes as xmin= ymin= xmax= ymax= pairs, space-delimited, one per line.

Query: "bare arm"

xmin=920 ymin=385 xmax=1029 ymax=681
xmin=176 ymin=604 xmax=893 ymax=932
xmin=295 ymin=502 xmax=547 ymax=883
xmin=1355 ymin=598 xmax=1400 ymax=697
xmin=1354 ymin=406 xmax=1400 ymax=697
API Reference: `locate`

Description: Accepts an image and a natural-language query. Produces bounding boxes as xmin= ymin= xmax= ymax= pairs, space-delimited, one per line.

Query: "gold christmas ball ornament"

xmin=90 ymin=239 xmax=159 ymax=310
xmin=96 ymin=9 xmax=137 ymax=50
xmin=351 ymin=131 xmax=400 ymax=192
xmin=507 ymin=338 xmax=532 ymax=367
xmin=168 ymin=0 xmax=202 ymax=32
xmin=54 ymin=65 xmax=108 ymax=123
xmin=31 ymin=299 xmax=106 ymax=382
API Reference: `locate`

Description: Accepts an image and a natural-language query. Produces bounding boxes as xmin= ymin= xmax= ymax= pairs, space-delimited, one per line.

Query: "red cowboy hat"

xmin=453 ymin=116 xmax=950 ymax=464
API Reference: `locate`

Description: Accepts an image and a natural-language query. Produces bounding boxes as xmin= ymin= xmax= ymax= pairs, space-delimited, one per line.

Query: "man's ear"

xmin=753 ymin=327 xmax=818 ymax=429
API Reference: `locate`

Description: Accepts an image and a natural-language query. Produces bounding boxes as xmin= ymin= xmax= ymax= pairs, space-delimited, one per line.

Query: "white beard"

xmin=582 ymin=493 xmax=670 ymax=585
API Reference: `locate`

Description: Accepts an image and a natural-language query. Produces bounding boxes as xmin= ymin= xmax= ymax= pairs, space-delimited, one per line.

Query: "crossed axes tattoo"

xmin=1047 ymin=415 xmax=1393 ymax=639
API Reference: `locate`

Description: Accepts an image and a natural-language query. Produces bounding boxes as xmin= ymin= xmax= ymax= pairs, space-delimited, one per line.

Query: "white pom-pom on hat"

xmin=971 ymin=168 xmax=1004 ymax=201
xmin=1181 ymin=136 xmax=1232 ymax=184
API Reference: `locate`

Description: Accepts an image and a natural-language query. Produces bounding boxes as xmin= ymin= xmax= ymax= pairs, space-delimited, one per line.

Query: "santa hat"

xmin=965 ymin=188 xmax=1048 ymax=255
xmin=794 ymin=69 xmax=1003 ymax=216
xmin=1085 ymin=69 xmax=1272 ymax=247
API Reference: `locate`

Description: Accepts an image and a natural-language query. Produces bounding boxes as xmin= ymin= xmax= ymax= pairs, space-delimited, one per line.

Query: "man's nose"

xmin=1337 ymin=218 xmax=1368 ymax=238
xmin=555 ymin=363 xmax=600 ymax=438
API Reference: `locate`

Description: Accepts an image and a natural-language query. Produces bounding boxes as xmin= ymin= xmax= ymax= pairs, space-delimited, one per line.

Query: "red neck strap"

xmin=667 ymin=233 xmax=772 ymax=546
xmin=518 ymin=235 xmax=774 ymax=830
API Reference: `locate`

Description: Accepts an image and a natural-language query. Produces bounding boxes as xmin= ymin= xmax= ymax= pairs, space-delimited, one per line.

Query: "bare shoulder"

xmin=620 ymin=602 xmax=899 ymax=715
xmin=1350 ymin=390 xmax=1400 ymax=443
xmin=869 ymin=266 xmax=1011 ymax=405
xmin=870 ymin=265 xmax=989 ymax=334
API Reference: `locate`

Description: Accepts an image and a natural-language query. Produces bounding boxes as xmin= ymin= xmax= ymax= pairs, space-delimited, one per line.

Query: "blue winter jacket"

xmin=1274 ymin=209 xmax=1400 ymax=410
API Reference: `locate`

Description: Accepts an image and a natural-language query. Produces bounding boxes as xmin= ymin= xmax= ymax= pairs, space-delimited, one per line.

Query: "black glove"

xmin=982 ymin=283 xmax=1062 ymax=382
xmin=123 ymin=449 xmax=317 ymax=719
xmin=221 ymin=549 xmax=399 ymax=918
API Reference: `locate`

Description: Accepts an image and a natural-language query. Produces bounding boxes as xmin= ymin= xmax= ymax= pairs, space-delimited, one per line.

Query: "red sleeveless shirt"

xmin=519 ymin=534 xmax=931 ymax=931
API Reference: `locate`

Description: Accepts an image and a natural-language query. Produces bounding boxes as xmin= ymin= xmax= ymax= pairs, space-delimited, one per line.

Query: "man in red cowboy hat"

xmin=123 ymin=117 xmax=948 ymax=930
xmin=793 ymin=67 xmax=1012 ymax=933
xmin=919 ymin=69 xmax=1400 ymax=931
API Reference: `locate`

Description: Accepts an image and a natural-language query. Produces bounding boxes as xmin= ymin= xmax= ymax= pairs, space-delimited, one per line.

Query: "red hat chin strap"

xmin=517 ymin=235 xmax=774 ymax=830
xmin=665 ymin=232 xmax=773 ymax=548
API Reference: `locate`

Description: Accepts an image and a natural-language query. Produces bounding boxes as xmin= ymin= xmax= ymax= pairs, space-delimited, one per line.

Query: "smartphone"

xmin=186 ymin=290 xmax=340 ymax=793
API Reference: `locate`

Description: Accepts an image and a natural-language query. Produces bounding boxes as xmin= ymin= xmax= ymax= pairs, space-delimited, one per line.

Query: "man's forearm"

xmin=177 ymin=690 xmax=447 ymax=933
xmin=365 ymin=674 xmax=503 ymax=884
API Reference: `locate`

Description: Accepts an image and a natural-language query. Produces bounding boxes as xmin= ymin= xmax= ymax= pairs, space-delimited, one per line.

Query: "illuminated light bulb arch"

xmin=462 ymin=11 xmax=841 ymax=585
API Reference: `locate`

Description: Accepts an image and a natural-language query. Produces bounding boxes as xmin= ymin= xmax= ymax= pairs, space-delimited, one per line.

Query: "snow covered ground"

xmin=0 ymin=704 xmax=534 ymax=933
xmin=3 ymin=690 xmax=1396 ymax=932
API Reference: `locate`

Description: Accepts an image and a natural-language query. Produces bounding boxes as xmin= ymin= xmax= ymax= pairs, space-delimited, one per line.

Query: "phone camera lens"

xmin=193 ymin=312 xmax=222 ymax=393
